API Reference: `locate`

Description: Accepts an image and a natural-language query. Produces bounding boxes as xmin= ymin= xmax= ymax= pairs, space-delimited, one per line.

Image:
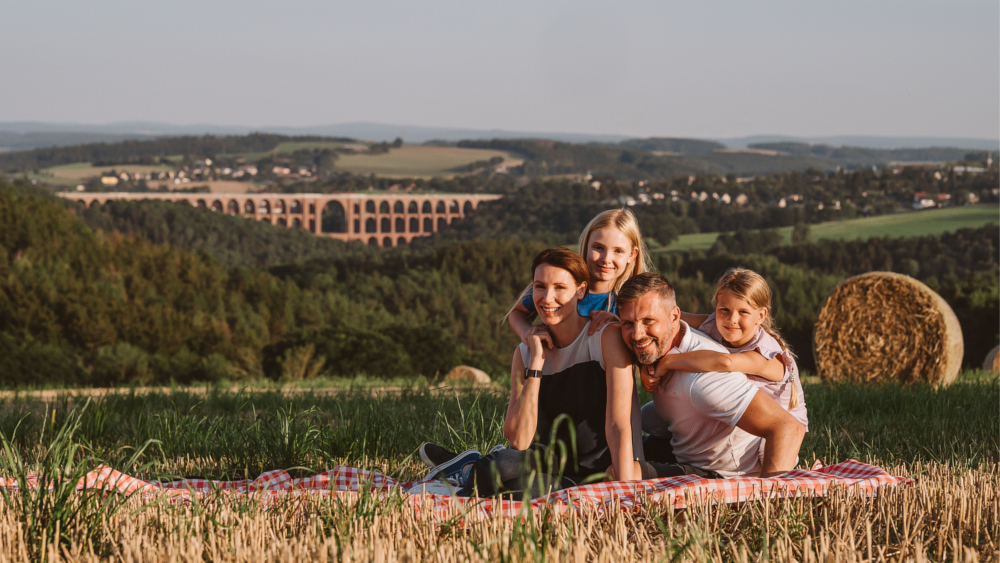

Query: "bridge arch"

xmin=365 ymin=200 xmax=376 ymax=213
xmin=227 ymin=200 xmax=239 ymax=214
xmin=395 ymin=218 xmax=405 ymax=232
xmin=382 ymin=237 xmax=393 ymax=248
xmin=393 ymin=201 xmax=404 ymax=213
xmin=422 ymin=201 xmax=432 ymax=213
xmin=368 ymin=237 xmax=378 ymax=247
xmin=289 ymin=200 xmax=301 ymax=213
xmin=463 ymin=201 xmax=474 ymax=214
xmin=397 ymin=237 xmax=407 ymax=246
xmin=274 ymin=200 xmax=285 ymax=214
xmin=379 ymin=201 xmax=390 ymax=214
xmin=381 ymin=217 xmax=391 ymax=232
xmin=436 ymin=201 xmax=446 ymax=213
xmin=408 ymin=201 xmax=418 ymax=213
xmin=450 ymin=200 xmax=459 ymax=213
xmin=322 ymin=200 xmax=347 ymax=233
xmin=365 ymin=218 xmax=377 ymax=233
xmin=211 ymin=200 xmax=223 ymax=212
xmin=409 ymin=218 xmax=419 ymax=232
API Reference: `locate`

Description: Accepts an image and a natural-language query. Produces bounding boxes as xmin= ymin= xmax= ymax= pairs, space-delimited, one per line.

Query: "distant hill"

xmin=749 ymin=142 xmax=977 ymax=165
xmin=618 ymin=137 xmax=725 ymax=154
xmin=5 ymin=122 xmax=996 ymax=152
xmin=720 ymin=134 xmax=999 ymax=151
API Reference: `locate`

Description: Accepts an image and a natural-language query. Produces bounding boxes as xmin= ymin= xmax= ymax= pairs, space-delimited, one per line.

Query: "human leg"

xmin=466 ymin=444 xmax=576 ymax=500
xmin=640 ymin=401 xmax=677 ymax=464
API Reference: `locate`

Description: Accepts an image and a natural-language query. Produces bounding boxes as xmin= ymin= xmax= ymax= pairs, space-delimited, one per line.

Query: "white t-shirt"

xmin=648 ymin=321 xmax=762 ymax=477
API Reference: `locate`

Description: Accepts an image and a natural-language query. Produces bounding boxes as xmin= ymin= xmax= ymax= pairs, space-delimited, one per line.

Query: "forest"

xmin=0 ymin=178 xmax=996 ymax=388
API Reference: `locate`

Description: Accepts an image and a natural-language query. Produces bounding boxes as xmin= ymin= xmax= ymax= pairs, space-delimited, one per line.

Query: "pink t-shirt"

xmin=698 ymin=313 xmax=808 ymax=430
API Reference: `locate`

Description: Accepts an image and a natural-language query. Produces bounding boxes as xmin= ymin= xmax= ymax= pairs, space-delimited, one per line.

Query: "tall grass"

xmin=0 ymin=374 xmax=995 ymax=560
xmin=0 ymin=402 xmax=157 ymax=561
xmin=0 ymin=372 xmax=995 ymax=482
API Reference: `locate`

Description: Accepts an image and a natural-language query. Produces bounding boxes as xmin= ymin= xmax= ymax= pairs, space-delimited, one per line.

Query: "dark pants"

xmin=638 ymin=405 xmax=723 ymax=480
xmin=466 ymin=444 xmax=595 ymax=501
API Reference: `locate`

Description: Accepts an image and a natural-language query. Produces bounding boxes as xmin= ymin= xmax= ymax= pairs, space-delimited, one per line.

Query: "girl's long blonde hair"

xmin=577 ymin=208 xmax=653 ymax=294
xmin=504 ymin=208 xmax=652 ymax=325
xmin=713 ymin=267 xmax=800 ymax=409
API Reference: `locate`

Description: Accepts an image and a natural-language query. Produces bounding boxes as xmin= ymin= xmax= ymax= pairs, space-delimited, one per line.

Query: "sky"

xmin=2 ymin=0 xmax=998 ymax=139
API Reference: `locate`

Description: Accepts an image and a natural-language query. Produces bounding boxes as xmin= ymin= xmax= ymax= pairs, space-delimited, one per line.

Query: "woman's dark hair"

xmin=531 ymin=248 xmax=590 ymax=287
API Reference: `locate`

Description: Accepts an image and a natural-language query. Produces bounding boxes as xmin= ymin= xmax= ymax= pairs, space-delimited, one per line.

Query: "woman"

xmin=422 ymin=248 xmax=643 ymax=499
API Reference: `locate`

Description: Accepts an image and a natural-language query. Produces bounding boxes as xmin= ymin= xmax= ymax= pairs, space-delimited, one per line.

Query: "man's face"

xmin=619 ymin=292 xmax=680 ymax=365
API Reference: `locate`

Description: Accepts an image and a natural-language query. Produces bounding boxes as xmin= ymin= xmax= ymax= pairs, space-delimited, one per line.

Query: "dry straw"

xmin=814 ymin=272 xmax=964 ymax=385
xmin=984 ymin=345 xmax=1000 ymax=374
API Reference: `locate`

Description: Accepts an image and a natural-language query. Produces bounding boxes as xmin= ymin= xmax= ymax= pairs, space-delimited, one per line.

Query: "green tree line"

xmin=1 ymin=180 xmax=995 ymax=388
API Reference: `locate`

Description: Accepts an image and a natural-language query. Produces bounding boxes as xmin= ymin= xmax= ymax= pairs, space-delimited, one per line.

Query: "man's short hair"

xmin=618 ymin=272 xmax=677 ymax=309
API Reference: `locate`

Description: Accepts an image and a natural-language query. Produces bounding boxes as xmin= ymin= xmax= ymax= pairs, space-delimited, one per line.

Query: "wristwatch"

xmin=524 ymin=369 xmax=543 ymax=381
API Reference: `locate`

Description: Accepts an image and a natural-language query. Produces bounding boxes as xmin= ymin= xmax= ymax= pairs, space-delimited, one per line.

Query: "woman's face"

xmin=714 ymin=291 xmax=766 ymax=347
xmin=533 ymin=264 xmax=587 ymax=326
xmin=586 ymin=227 xmax=637 ymax=287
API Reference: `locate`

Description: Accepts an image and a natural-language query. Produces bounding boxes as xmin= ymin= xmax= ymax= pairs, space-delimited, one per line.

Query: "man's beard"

xmin=631 ymin=336 xmax=666 ymax=365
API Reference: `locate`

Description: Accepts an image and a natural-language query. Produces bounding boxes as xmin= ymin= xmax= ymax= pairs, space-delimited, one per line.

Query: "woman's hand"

xmin=587 ymin=311 xmax=620 ymax=335
xmin=523 ymin=325 xmax=553 ymax=349
xmin=527 ymin=332 xmax=550 ymax=370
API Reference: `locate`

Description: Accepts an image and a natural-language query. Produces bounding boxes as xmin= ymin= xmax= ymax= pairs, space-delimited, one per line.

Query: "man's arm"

xmin=735 ymin=391 xmax=805 ymax=477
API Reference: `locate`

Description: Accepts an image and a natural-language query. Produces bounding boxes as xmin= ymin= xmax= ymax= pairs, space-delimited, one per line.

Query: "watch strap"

xmin=524 ymin=369 xmax=543 ymax=380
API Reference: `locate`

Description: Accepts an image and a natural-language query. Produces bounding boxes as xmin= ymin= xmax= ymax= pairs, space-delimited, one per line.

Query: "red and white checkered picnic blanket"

xmin=0 ymin=460 xmax=908 ymax=518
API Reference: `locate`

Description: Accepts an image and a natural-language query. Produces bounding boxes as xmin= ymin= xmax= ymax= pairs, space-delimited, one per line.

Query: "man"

xmin=618 ymin=273 xmax=805 ymax=478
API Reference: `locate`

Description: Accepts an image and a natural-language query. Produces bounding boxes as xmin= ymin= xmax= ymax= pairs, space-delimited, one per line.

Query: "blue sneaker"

xmin=422 ymin=446 xmax=482 ymax=482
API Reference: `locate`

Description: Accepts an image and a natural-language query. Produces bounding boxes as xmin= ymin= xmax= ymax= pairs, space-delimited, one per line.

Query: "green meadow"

xmin=664 ymin=204 xmax=999 ymax=252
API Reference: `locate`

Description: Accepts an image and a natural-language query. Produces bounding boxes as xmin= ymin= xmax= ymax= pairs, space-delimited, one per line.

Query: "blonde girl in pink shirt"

xmin=645 ymin=267 xmax=808 ymax=430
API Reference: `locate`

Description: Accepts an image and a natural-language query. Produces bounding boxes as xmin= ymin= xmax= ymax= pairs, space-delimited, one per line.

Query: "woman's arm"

xmin=503 ymin=336 xmax=547 ymax=449
xmin=658 ymin=350 xmax=786 ymax=381
xmin=680 ymin=311 xmax=710 ymax=328
xmin=602 ymin=326 xmax=639 ymax=481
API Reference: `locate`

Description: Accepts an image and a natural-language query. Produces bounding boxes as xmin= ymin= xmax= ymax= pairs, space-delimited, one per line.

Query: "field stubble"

xmin=0 ymin=373 xmax=995 ymax=562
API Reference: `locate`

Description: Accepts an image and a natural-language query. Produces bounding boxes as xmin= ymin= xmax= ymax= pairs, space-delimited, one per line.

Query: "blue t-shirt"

xmin=522 ymin=290 xmax=618 ymax=317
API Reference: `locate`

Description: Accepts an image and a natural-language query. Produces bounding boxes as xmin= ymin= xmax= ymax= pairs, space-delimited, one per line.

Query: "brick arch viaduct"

xmin=58 ymin=192 xmax=502 ymax=247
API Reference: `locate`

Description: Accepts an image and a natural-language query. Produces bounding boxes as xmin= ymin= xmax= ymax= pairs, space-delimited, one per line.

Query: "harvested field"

xmin=0 ymin=373 xmax=995 ymax=561
xmin=333 ymin=146 xmax=521 ymax=178
xmin=44 ymin=163 xmax=173 ymax=180
xmin=0 ymin=462 xmax=994 ymax=562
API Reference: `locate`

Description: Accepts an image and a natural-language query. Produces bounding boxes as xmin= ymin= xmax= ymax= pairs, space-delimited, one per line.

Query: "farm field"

xmin=28 ymin=163 xmax=176 ymax=187
xmin=144 ymin=180 xmax=255 ymax=193
xmin=0 ymin=372 xmax=995 ymax=561
xmin=664 ymin=204 xmax=1000 ymax=252
xmin=332 ymin=145 xmax=521 ymax=178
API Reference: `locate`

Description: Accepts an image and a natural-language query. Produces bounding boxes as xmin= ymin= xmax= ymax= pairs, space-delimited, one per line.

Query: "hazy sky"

xmin=2 ymin=0 xmax=998 ymax=138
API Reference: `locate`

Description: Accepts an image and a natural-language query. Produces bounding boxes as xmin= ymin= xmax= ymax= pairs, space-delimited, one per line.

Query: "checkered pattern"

xmin=2 ymin=459 xmax=908 ymax=518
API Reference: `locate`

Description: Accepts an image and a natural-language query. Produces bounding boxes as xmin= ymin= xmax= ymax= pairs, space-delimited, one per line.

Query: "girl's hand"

xmin=522 ymin=326 xmax=553 ymax=349
xmin=527 ymin=332 xmax=550 ymax=369
xmin=640 ymin=363 xmax=672 ymax=393
xmin=587 ymin=311 xmax=620 ymax=335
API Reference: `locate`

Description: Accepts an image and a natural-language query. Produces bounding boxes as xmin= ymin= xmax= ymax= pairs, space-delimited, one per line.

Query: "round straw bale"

xmin=814 ymin=272 xmax=963 ymax=385
xmin=984 ymin=345 xmax=1000 ymax=373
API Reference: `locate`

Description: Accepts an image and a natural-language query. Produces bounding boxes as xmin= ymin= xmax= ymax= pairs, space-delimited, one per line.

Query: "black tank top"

xmin=517 ymin=323 xmax=643 ymax=478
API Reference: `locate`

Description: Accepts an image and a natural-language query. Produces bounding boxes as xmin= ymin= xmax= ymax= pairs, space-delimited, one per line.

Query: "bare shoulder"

xmin=601 ymin=324 xmax=632 ymax=365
